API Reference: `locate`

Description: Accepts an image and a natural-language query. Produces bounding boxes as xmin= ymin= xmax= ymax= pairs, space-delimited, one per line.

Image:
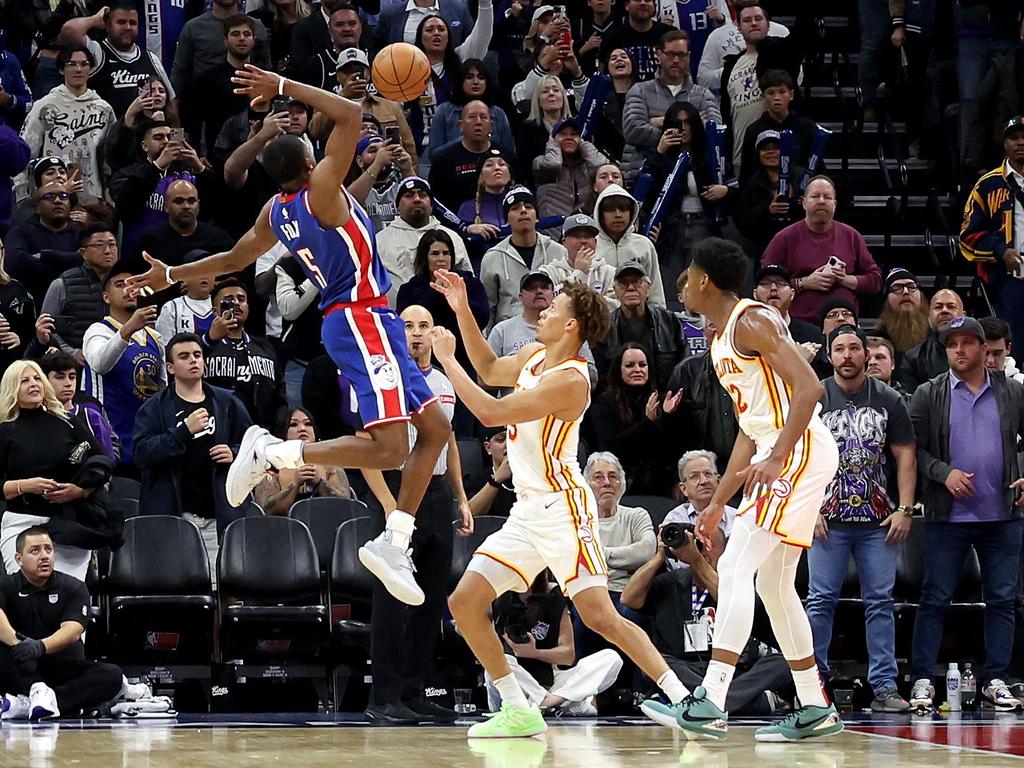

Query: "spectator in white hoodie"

xmin=374 ymin=176 xmax=473 ymax=307
xmin=16 ymin=47 xmax=115 ymax=202
xmin=540 ymin=213 xmax=618 ymax=308
xmin=593 ymin=184 xmax=666 ymax=307
xmin=478 ymin=186 xmax=568 ymax=332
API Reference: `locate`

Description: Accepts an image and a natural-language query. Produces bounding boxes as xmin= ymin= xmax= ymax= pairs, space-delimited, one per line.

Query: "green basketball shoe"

xmin=754 ymin=703 xmax=844 ymax=742
xmin=466 ymin=705 xmax=547 ymax=738
xmin=640 ymin=687 xmax=728 ymax=739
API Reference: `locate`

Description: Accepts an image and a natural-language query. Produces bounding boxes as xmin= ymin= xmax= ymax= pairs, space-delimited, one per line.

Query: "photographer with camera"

xmin=202 ymin=278 xmax=285 ymax=430
xmin=621 ymin=520 xmax=794 ymax=714
xmin=485 ymin=570 xmax=623 ymax=717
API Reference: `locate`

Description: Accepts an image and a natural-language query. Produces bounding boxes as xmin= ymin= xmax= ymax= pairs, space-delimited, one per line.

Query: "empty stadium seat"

xmin=107 ymin=516 xmax=214 ymax=667
xmin=289 ymin=497 xmax=369 ymax=575
xmin=109 ymin=476 xmax=141 ymax=501
xmin=218 ymin=516 xmax=328 ymax=659
xmin=621 ymin=495 xmax=678 ymax=527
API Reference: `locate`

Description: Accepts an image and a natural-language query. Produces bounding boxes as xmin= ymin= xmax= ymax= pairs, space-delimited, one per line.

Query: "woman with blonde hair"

xmin=0 ymin=360 xmax=116 ymax=580
xmin=515 ymin=73 xmax=575 ymax=187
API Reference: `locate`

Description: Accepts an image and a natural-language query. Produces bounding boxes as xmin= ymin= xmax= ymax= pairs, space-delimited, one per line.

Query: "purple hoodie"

xmin=0 ymin=126 xmax=30 ymax=226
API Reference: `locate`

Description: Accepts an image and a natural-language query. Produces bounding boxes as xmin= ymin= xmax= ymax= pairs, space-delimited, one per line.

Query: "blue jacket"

xmin=0 ymin=126 xmax=30 ymax=226
xmin=374 ymin=0 xmax=474 ymax=51
xmin=133 ymin=382 xmax=253 ymax=537
xmin=0 ymin=49 xmax=31 ymax=128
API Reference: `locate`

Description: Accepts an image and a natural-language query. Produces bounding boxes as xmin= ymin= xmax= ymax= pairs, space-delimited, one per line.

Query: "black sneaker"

xmin=364 ymin=702 xmax=420 ymax=725
xmin=404 ymin=699 xmax=458 ymax=723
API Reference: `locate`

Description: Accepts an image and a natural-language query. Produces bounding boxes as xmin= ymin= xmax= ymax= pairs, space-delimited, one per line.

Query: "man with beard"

xmin=752 ymin=263 xmax=822 ymax=350
xmin=136 ymin=179 xmax=233 ymax=270
xmin=809 ymin=324 xmax=915 ymax=713
xmin=873 ymin=268 xmax=929 ymax=359
xmin=349 ymin=135 xmax=417 ymax=232
xmin=376 ymin=177 xmax=474 ymax=306
xmin=169 ymin=0 xmax=270 ymax=95
xmin=896 ymin=288 xmax=964 ymax=395
xmin=184 ymin=15 xmax=258 ymax=157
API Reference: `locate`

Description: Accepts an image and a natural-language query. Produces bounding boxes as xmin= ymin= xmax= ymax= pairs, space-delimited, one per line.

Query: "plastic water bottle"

xmin=946 ymin=663 xmax=962 ymax=711
xmin=961 ymin=663 xmax=976 ymax=710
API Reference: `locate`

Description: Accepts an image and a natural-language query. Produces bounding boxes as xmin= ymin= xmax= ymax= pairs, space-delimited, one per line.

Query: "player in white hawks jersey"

xmin=430 ymin=272 xmax=693 ymax=739
xmin=642 ymin=238 xmax=843 ymax=742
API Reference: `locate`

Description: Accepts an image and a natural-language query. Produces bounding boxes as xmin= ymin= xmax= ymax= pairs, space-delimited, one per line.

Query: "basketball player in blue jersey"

xmin=127 ymin=64 xmax=451 ymax=607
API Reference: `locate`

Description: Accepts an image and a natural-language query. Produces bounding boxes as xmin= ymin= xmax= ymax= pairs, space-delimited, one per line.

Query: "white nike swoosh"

xmin=17 ymin=593 xmax=29 ymax=598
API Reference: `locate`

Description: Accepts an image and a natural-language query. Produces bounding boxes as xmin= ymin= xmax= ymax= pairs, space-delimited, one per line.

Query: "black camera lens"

xmin=661 ymin=522 xmax=703 ymax=552
xmin=505 ymin=624 xmax=531 ymax=644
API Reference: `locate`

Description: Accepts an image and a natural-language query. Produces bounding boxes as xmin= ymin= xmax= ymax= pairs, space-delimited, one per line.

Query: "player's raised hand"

xmin=232 ymin=63 xmax=282 ymax=109
xmin=429 ymin=327 xmax=458 ymax=361
xmin=430 ymin=268 xmax=468 ymax=311
xmin=126 ymin=252 xmax=173 ymax=296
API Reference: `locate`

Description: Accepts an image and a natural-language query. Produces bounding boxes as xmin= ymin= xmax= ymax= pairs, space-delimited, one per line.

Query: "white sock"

xmin=702 ymin=661 xmax=735 ymax=711
xmin=792 ymin=667 xmax=829 ymax=708
xmin=657 ymin=670 xmax=689 ymax=705
xmin=493 ymin=673 xmax=531 ymax=709
xmin=384 ymin=510 xmax=416 ymax=550
xmin=265 ymin=439 xmax=304 ymax=470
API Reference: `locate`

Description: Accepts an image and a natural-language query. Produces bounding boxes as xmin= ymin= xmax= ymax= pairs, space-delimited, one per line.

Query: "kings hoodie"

xmin=16 ymin=85 xmax=115 ymax=201
xmin=594 ymin=184 xmax=667 ymax=307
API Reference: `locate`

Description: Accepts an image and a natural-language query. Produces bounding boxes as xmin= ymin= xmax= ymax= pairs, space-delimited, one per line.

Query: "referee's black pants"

xmin=369 ymin=473 xmax=454 ymax=705
xmin=0 ymin=645 xmax=123 ymax=715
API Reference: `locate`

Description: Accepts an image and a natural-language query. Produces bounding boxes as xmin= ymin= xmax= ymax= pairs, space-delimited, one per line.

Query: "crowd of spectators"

xmin=2 ymin=0 xmax=1024 ymax=718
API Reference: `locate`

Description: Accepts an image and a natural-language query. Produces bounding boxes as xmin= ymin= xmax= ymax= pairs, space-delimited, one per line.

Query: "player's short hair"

xmin=166 ymin=332 xmax=203 ymax=360
xmin=262 ymin=134 xmax=311 ymax=189
xmin=866 ymin=336 xmax=895 ymax=359
xmin=560 ymin=282 xmax=611 ymax=347
xmin=759 ymin=69 xmax=794 ymax=92
xmin=40 ymin=350 xmax=81 ymax=376
xmin=57 ymin=45 xmax=94 ymax=70
xmin=981 ymin=315 xmax=1012 ymax=344
xmin=16 ymin=526 xmax=50 ymax=554
xmin=691 ymin=237 xmax=748 ymax=295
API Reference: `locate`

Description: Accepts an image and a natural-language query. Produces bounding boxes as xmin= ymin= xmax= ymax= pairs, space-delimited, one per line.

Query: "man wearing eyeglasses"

xmin=4 ymin=182 xmax=82 ymax=309
xmin=622 ymin=29 xmax=720 ymax=182
xmin=874 ymin=267 xmax=929 ymax=359
xmin=761 ymin=175 xmax=882 ymax=325
xmin=33 ymin=223 xmax=118 ymax=363
xmin=752 ymin=264 xmax=823 ymax=348
xmin=896 ymin=288 xmax=964 ymax=395
xmin=663 ymin=450 xmax=737 ymax=535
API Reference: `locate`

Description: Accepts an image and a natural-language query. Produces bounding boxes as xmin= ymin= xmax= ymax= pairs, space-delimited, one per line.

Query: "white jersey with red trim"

xmin=507 ymin=349 xmax=591 ymax=498
xmin=710 ymin=298 xmax=824 ymax=451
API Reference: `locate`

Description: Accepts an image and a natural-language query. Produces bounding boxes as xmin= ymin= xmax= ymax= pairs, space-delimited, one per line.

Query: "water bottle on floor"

xmin=961 ymin=663 xmax=976 ymax=710
xmin=946 ymin=663 xmax=961 ymax=711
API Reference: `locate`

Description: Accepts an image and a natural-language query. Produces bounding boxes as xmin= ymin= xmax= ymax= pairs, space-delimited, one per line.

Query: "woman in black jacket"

xmin=0 ymin=360 xmax=113 ymax=580
xmin=734 ymin=130 xmax=802 ymax=256
xmin=585 ymin=343 xmax=680 ymax=496
xmin=0 ymin=240 xmax=36 ymax=371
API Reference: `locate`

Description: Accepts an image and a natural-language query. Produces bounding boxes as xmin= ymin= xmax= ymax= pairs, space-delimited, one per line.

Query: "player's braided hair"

xmin=561 ymin=282 xmax=611 ymax=348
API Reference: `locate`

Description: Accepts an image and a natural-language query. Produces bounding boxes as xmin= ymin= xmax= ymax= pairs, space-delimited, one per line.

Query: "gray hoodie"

xmin=539 ymin=252 xmax=619 ymax=309
xmin=479 ymin=233 xmax=569 ymax=332
xmin=593 ymin=184 xmax=667 ymax=307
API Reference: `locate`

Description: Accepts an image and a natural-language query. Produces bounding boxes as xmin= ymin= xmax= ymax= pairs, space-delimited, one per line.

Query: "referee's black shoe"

xmin=364 ymin=702 xmax=420 ymax=725
xmin=405 ymin=698 xmax=459 ymax=723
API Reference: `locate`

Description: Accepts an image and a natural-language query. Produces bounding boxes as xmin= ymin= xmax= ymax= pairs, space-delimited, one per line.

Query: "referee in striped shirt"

xmin=362 ymin=305 xmax=474 ymax=725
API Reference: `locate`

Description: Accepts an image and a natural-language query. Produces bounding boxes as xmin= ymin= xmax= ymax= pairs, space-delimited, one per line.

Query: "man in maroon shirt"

xmin=760 ymin=175 xmax=882 ymax=324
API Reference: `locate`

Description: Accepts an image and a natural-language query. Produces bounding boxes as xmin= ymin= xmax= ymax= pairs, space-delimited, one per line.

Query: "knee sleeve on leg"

xmin=712 ymin=520 xmax=779 ymax=654
xmin=756 ymin=546 xmax=815 ymax=661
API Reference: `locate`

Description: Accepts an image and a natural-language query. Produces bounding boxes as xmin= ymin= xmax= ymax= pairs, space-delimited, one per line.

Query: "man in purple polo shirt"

xmin=908 ymin=316 xmax=1024 ymax=712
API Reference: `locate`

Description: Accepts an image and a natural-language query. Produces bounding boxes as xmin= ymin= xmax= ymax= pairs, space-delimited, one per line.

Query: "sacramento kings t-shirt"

xmin=174 ymin=392 xmax=216 ymax=518
xmin=727 ymin=51 xmax=763 ymax=172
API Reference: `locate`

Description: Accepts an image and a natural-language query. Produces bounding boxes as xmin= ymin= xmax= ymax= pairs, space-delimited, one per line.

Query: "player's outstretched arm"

xmin=232 ymin=64 xmax=361 ymax=223
xmin=127 ymin=200 xmax=279 ymax=294
xmin=431 ymin=328 xmax=588 ymax=427
xmin=735 ymin=306 xmax=825 ymax=496
xmin=431 ymin=269 xmax=540 ymax=388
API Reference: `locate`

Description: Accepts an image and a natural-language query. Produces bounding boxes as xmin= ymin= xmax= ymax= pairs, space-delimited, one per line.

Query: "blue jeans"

xmin=987 ymin=268 xmax=1024 ymax=361
xmin=957 ymin=36 xmax=1016 ymax=169
xmin=284 ymin=359 xmax=307 ymax=409
xmin=806 ymin=524 xmax=899 ymax=692
xmin=911 ymin=518 xmax=1024 ymax=684
xmin=858 ymin=0 xmax=892 ymax=104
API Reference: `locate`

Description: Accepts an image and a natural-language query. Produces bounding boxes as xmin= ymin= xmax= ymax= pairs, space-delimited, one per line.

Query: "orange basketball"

xmin=371 ymin=43 xmax=432 ymax=103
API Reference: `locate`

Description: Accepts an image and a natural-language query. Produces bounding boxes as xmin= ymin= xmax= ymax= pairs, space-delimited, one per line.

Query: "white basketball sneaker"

xmin=359 ymin=531 xmax=424 ymax=606
xmin=29 ymin=683 xmax=59 ymax=721
xmin=225 ymin=426 xmax=281 ymax=507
